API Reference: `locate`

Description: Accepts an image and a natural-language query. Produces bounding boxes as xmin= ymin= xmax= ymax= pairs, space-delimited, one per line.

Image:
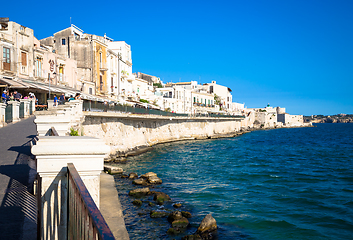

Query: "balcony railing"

xmin=67 ymin=163 xmax=115 ymax=240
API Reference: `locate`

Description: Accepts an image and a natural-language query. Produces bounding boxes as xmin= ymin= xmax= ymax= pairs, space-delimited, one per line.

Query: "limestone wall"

xmin=82 ymin=112 xmax=244 ymax=158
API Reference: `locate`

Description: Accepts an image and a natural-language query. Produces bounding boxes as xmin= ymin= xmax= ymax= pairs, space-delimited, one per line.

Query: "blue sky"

xmin=2 ymin=0 xmax=353 ymax=115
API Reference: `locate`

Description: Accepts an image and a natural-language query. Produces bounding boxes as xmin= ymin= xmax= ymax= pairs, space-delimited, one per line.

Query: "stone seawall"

xmin=81 ymin=112 xmax=245 ymax=161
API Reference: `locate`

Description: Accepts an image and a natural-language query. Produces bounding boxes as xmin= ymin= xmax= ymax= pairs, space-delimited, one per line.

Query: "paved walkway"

xmin=0 ymin=117 xmax=37 ymax=240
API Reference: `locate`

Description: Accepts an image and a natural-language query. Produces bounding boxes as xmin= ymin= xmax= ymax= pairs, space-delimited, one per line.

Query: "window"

xmin=99 ymin=52 xmax=102 ymax=68
xmin=62 ymin=38 xmax=66 ymax=45
xmin=36 ymin=58 xmax=42 ymax=77
xmin=210 ymin=86 xmax=214 ymax=93
xmin=21 ymin=52 xmax=27 ymax=66
xmin=193 ymin=97 xmax=196 ymax=103
xmin=89 ymin=88 xmax=93 ymax=95
xmin=59 ymin=65 xmax=64 ymax=81
xmin=100 ymin=75 xmax=103 ymax=91
xmin=111 ymin=77 xmax=114 ymax=92
xmin=3 ymin=47 xmax=10 ymax=70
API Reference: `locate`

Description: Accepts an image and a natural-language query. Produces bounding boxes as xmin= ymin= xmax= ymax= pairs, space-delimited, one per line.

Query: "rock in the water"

xmin=141 ymin=172 xmax=157 ymax=178
xmin=181 ymin=234 xmax=202 ymax=240
xmin=128 ymin=172 xmax=138 ymax=179
xmin=104 ymin=166 xmax=123 ymax=174
xmin=128 ymin=187 xmax=150 ymax=197
xmin=197 ymin=214 xmax=217 ymax=233
xmin=132 ymin=199 xmax=142 ymax=206
xmin=172 ymin=217 xmax=189 ymax=228
xmin=168 ymin=211 xmax=183 ymax=223
xmin=173 ymin=203 xmax=182 ymax=208
xmin=150 ymin=210 xmax=169 ymax=218
xmin=147 ymin=175 xmax=162 ymax=184
xmin=121 ymin=174 xmax=129 ymax=178
xmin=167 ymin=227 xmax=182 ymax=235
xmin=148 ymin=201 xmax=155 ymax=207
xmin=153 ymin=192 xmax=171 ymax=205
xmin=182 ymin=211 xmax=192 ymax=218
xmin=132 ymin=178 xmax=147 ymax=185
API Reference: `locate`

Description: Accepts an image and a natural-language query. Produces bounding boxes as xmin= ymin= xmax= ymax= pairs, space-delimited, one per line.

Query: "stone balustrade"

xmin=32 ymin=136 xmax=110 ymax=240
xmin=34 ymin=100 xmax=83 ymax=136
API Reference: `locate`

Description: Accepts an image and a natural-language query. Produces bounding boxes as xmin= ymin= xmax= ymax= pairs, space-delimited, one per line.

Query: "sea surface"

xmin=113 ymin=124 xmax=353 ymax=239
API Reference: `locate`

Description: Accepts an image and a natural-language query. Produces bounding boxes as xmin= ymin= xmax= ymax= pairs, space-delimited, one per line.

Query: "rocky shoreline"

xmin=106 ymin=168 xmax=219 ymax=239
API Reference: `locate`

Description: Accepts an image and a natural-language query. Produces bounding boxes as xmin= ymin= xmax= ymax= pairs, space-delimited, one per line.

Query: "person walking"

xmin=53 ymin=94 xmax=58 ymax=107
xmin=59 ymin=93 xmax=65 ymax=105
xmin=2 ymin=90 xmax=8 ymax=104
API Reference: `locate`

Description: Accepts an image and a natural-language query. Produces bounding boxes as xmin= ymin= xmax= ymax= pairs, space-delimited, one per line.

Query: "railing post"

xmin=0 ymin=103 xmax=6 ymax=127
xmin=31 ymin=136 xmax=110 ymax=240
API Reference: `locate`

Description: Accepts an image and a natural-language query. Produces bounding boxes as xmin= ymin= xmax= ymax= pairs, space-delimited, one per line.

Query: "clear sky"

xmin=2 ymin=0 xmax=353 ymax=115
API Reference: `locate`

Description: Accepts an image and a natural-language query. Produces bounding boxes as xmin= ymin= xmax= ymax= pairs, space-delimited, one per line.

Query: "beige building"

xmin=0 ymin=19 xmax=80 ymax=104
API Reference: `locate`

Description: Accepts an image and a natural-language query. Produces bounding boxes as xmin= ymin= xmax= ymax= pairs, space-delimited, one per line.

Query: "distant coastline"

xmin=304 ymin=114 xmax=353 ymax=123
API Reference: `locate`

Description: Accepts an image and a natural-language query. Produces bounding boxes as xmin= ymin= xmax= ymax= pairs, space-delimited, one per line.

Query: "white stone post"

xmin=34 ymin=113 xmax=71 ymax=136
xmin=31 ymin=136 xmax=110 ymax=240
xmin=20 ymin=99 xmax=30 ymax=118
xmin=8 ymin=101 xmax=20 ymax=122
xmin=47 ymin=99 xmax=55 ymax=110
xmin=0 ymin=103 xmax=6 ymax=126
xmin=31 ymin=99 xmax=36 ymax=114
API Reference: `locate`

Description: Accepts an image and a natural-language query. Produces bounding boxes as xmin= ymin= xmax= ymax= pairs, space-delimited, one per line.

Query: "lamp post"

xmin=48 ymin=72 xmax=56 ymax=100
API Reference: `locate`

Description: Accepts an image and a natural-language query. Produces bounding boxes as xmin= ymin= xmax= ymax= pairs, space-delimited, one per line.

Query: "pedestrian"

xmin=53 ymin=94 xmax=58 ymax=106
xmin=59 ymin=93 xmax=65 ymax=105
xmin=9 ymin=92 xmax=14 ymax=101
xmin=2 ymin=90 xmax=8 ymax=104
xmin=13 ymin=90 xmax=22 ymax=101
xmin=75 ymin=93 xmax=81 ymax=100
xmin=68 ymin=95 xmax=75 ymax=101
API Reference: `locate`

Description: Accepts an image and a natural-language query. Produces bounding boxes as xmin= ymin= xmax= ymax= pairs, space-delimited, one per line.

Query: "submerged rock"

xmin=168 ymin=211 xmax=183 ymax=223
xmin=141 ymin=172 xmax=157 ymax=178
xmin=153 ymin=191 xmax=171 ymax=205
xmin=128 ymin=172 xmax=138 ymax=179
xmin=128 ymin=187 xmax=150 ymax=198
xmin=147 ymin=175 xmax=162 ymax=184
xmin=173 ymin=203 xmax=182 ymax=208
xmin=181 ymin=234 xmax=202 ymax=240
xmin=172 ymin=217 xmax=189 ymax=228
xmin=132 ymin=178 xmax=147 ymax=185
xmin=132 ymin=199 xmax=142 ymax=206
xmin=150 ymin=210 xmax=169 ymax=218
xmin=181 ymin=211 xmax=192 ymax=218
xmin=197 ymin=214 xmax=217 ymax=233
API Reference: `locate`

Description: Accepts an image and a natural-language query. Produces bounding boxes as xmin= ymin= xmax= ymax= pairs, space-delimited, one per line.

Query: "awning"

xmin=0 ymin=78 xmax=29 ymax=89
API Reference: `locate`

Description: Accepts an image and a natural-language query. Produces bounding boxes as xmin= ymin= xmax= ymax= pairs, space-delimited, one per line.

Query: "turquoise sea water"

xmin=113 ymin=124 xmax=353 ymax=239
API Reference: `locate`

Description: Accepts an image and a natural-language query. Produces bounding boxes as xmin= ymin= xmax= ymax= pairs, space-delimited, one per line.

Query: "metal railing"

xmin=67 ymin=163 xmax=115 ymax=240
xmin=82 ymin=100 xmax=244 ymax=118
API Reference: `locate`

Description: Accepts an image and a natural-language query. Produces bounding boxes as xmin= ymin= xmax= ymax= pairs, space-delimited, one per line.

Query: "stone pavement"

xmin=0 ymin=117 xmax=37 ymax=240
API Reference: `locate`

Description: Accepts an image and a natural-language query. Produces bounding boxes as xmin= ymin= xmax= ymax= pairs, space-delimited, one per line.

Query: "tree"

xmin=214 ymin=94 xmax=221 ymax=106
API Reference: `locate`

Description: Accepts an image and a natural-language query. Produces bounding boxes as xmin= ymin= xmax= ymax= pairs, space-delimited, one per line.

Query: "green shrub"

xmin=70 ymin=128 xmax=79 ymax=136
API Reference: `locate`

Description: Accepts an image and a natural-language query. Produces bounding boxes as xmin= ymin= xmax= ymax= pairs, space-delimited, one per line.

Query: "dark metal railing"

xmin=82 ymin=100 xmax=244 ymax=118
xmin=67 ymin=163 xmax=115 ymax=240
xmin=19 ymin=101 xmax=24 ymax=118
xmin=5 ymin=104 xmax=12 ymax=122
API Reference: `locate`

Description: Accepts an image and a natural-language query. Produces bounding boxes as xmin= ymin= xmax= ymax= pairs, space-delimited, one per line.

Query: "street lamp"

xmin=48 ymin=72 xmax=56 ymax=100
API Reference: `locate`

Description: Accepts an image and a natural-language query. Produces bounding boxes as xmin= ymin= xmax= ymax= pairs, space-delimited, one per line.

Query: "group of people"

xmin=53 ymin=92 xmax=82 ymax=106
xmin=1 ymin=90 xmax=36 ymax=104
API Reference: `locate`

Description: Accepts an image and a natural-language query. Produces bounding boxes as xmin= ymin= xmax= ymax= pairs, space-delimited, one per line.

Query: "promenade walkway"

xmin=0 ymin=117 xmax=37 ymax=240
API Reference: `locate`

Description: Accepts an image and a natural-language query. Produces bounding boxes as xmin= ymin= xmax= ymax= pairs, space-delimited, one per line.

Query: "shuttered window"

xmin=21 ymin=52 xmax=27 ymax=66
xmin=3 ymin=47 xmax=10 ymax=70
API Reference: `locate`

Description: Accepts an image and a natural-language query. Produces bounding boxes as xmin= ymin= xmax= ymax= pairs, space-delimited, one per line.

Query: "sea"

xmin=112 ymin=123 xmax=353 ymax=240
